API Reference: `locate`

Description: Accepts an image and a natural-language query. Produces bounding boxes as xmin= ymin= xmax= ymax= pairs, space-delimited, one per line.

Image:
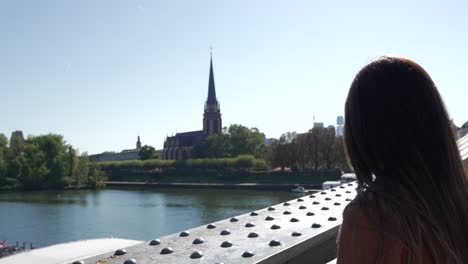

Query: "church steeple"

xmin=203 ymin=50 xmax=222 ymax=136
xmin=207 ymin=53 xmax=217 ymax=104
xmin=136 ymin=136 xmax=142 ymax=150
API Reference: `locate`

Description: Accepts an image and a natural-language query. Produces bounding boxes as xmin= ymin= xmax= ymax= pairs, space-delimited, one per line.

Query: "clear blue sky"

xmin=1 ymin=0 xmax=467 ymax=154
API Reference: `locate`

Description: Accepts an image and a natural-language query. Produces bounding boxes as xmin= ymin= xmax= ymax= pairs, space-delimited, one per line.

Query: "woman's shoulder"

xmin=343 ymin=192 xmax=399 ymax=232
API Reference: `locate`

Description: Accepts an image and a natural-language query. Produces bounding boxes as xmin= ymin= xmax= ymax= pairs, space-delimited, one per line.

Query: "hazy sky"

xmin=1 ymin=0 xmax=467 ymax=154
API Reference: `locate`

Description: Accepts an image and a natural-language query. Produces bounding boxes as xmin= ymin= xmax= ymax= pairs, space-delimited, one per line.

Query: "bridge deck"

xmin=72 ymin=183 xmax=357 ymax=264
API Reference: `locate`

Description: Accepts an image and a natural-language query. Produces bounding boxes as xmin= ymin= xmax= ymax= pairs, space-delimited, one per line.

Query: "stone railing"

xmin=73 ymin=182 xmax=358 ymax=264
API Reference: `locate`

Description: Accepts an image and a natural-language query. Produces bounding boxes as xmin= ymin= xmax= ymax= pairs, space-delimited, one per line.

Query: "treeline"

xmin=269 ymin=127 xmax=349 ymax=171
xmin=0 ymin=133 xmax=105 ymax=191
xmin=99 ymin=155 xmax=267 ymax=178
xmin=193 ymin=125 xmax=267 ymax=159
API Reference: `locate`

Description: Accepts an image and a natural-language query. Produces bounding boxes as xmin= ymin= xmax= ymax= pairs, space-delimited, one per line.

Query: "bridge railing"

xmin=458 ymin=133 xmax=468 ymax=161
xmin=74 ymin=182 xmax=358 ymax=264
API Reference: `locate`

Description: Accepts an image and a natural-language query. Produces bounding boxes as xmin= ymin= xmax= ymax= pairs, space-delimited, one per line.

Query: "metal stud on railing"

xmin=331 ymin=189 xmax=336 ymax=192
xmin=283 ymin=202 xmax=290 ymax=206
xmin=346 ymin=191 xmax=351 ymax=193
xmin=269 ymin=240 xmax=281 ymax=247
xmin=250 ymin=211 xmax=258 ymax=216
xmin=290 ymin=218 xmax=299 ymax=222
xmin=123 ymin=259 xmax=136 ymax=264
xmin=309 ymin=195 xmax=316 ymax=198
xmin=271 ymin=224 xmax=281 ymax=230
xmin=340 ymin=186 xmax=345 ymax=188
xmin=325 ymin=197 xmax=331 ymax=201
xmin=220 ymin=229 xmax=231 ymax=235
xmin=268 ymin=206 xmax=276 ymax=211
xmin=242 ymin=251 xmax=255 ymax=258
xmin=179 ymin=231 xmax=190 ymax=237
xmin=248 ymin=232 xmax=259 ymax=238
xmin=306 ymin=212 xmax=315 ymax=216
xmin=265 ymin=216 xmax=274 ymax=221
xmin=322 ymin=207 xmax=329 ymax=210
xmin=149 ymin=239 xmax=161 ymax=246
xmin=291 ymin=232 xmax=302 ymax=237
xmin=328 ymin=217 xmax=337 ymax=221
xmin=297 ymin=198 xmax=304 ymax=202
xmin=346 ymin=198 xmax=352 ymax=201
xmin=114 ymin=249 xmax=127 ymax=256
xmin=160 ymin=247 xmax=174 ymax=254
xmin=311 ymin=223 xmax=321 ymax=228
xmin=321 ymin=192 xmax=326 ymax=194
xmin=299 ymin=205 xmax=307 ymax=209
xmin=221 ymin=241 xmax=233 ymax=248
xmin=190 ymin=251 xmax=203 ymax=259
xmin=207 ymin=224 xmax=216 ymax=229
xmin=193 ymin=238 xmax=205 ymax=244
xmin=313 ymin=201 xmax=320 ymax=205
xmin=283 ymin=211 xmax=291 ymax=215
xmin=230 ymin=217 xmax=239 ymax=222
xmin=72 ymin=261 xmax=85 ymax=264
xmin=245 ymin=222 xmax=255 ymax=228
xmin=336 ymin=194 xmax=342 ymax=197
xmin=334 ymin=202 xmax=341 ymax=206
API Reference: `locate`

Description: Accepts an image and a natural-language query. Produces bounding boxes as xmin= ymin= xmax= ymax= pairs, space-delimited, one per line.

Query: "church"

xmin=162 ymin=54 xmax=222 ymax=160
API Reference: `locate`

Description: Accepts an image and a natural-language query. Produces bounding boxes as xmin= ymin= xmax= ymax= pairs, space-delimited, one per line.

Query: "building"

xmin=91 ymin=136 xmax=142 ymax=162
xmin=162 ymin=54 xmax=222 ymax=160
xmin=459 ymin=121 xmax=468 ymax=139
xmin=313 ymin=122 xmax=324 ymax=129
xmin=9 ymin=130 xmax=25 ymax=155
xmin=336 ymin=116 xmax=344 ymax=137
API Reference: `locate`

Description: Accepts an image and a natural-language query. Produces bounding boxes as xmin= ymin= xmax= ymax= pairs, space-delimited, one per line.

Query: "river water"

xmin=0 ymin=188 xmax=296 ymax=248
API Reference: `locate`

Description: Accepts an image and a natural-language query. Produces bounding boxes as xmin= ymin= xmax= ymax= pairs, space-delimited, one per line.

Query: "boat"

xmin=290 ymin=186 xmax=307 ymax=193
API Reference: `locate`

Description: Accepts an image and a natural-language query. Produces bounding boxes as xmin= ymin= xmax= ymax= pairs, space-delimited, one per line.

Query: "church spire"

xmin=203 ymin=49 xmax=222 ymax=136
xmin=207 ymin=51 xmax=217 ymax=104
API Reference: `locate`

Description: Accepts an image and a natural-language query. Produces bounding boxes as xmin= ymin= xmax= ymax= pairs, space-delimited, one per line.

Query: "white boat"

xmin=290 ymin=186 xmax=307 ymax=193
xmin=322 ymin=181 xmax=341 ymax=190
xmin=340 ymin=173 xmax=356 ymax=183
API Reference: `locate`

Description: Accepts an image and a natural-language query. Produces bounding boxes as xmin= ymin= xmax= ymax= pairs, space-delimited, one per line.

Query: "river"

xmin=0 ymin=188 xmax=297 ymax=248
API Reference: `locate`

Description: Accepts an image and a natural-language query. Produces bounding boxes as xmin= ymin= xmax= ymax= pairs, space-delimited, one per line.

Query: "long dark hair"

xmin=344 ymin=57 xmax=468 ymax=263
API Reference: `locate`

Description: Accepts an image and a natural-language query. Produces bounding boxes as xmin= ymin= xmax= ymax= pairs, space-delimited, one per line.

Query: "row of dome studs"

xmin=74 ymin=188 xmax=356 ymax=264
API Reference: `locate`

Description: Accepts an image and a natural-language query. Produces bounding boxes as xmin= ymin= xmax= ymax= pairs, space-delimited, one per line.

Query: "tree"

xmin=0 ymin=134 xmax=7 ymax=179
xmin=193 ymin=134 xmax=230 ymax=158
xmin=193 ymin=124 xmax=268 ymax=159
xmin=307 ymin=128 xmax=322 ymax=170
xmin=269 ymin=132 xmax=297 ymax=170
xmin=139 ymin=145 xmax=158 ymax=160
xmin=320 ymin=127 xmax=337 ymax=169
xmin=27 ymin=134 xmax=68 ymax=189
xmin=88 ymin=161 xmax=106 ymax=189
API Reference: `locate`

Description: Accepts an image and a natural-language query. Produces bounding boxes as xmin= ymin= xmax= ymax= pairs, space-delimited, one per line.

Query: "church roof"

xmin=167 ymin=130 xmax=206 ymax=147
xmin=207 ymin=54 xmax=217 ymax=104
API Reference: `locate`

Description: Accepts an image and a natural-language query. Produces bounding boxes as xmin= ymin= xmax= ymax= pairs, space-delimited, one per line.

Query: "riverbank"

xmin=106 ymin=181 xmax=322 ymax=190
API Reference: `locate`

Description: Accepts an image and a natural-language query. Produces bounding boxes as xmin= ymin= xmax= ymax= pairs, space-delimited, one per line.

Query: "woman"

xmin=337 ymin=57 xmax=468 ymax=263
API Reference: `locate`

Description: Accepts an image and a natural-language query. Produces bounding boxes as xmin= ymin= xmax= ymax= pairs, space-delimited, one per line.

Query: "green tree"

xmin=88 ymin=161 xmax=106 ymax=189
xmin=74 ymin=153 xmax=90 ymax=188
xmin=193 ymin=134 xmax=230 ymax=158
xmin=0 ymin=134 xmax=7 ymax=179
xmin=139 ymin=145 xmax=158 ymax=160
xmin=193 ymin=124 xmax=267 ymax=159
xmin=27 ymin=134 xmax=68 ymax=189
xmin=228 ymin=125 xmax=266 ymax=158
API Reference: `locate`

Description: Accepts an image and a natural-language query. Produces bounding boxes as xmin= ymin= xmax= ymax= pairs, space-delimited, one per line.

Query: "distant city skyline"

xmin=1 ymin=1 xmax=467 ymax=154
